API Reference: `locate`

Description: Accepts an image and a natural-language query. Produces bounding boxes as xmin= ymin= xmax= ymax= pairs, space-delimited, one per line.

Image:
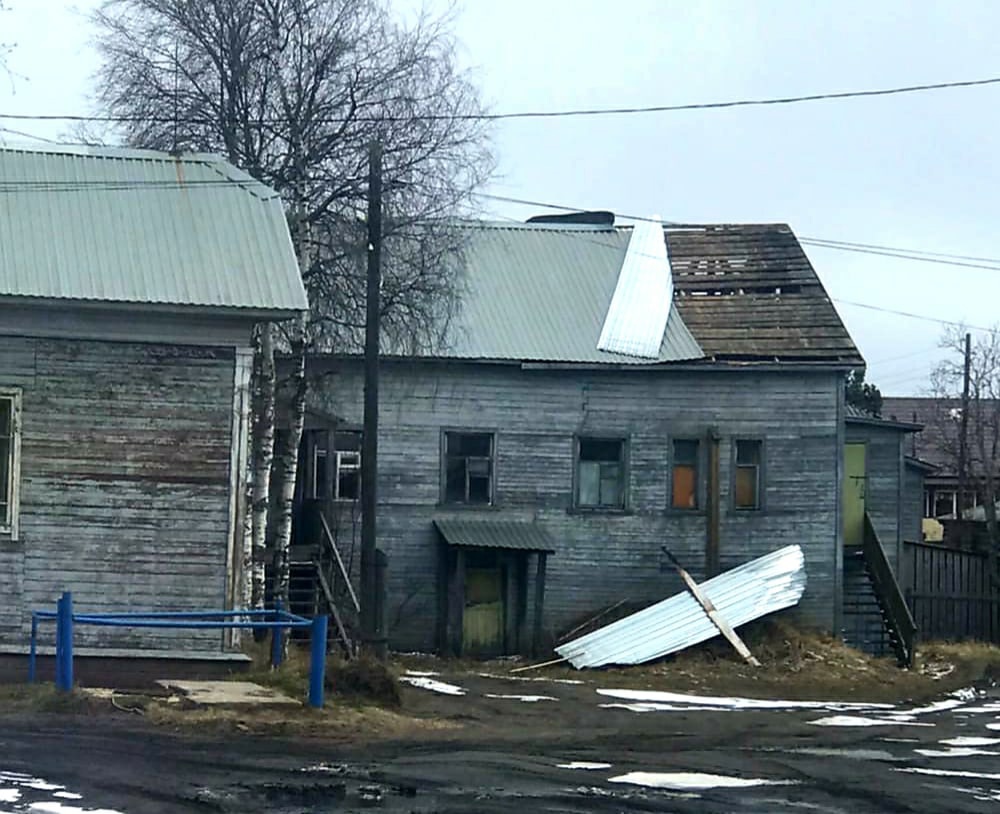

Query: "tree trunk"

xmin=250 ymin=323 xmax=276 ymax=610
xmin=271 ymin=313 xmax=308 ymax=619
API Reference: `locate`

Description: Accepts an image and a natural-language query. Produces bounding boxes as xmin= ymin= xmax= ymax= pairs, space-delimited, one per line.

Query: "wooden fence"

xmin=903 ymin=540 xmax=1000 ymax=643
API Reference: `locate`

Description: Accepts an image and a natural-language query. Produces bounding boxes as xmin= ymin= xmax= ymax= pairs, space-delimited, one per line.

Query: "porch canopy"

xmin=434 ymin=519 xmax=554 ymax=657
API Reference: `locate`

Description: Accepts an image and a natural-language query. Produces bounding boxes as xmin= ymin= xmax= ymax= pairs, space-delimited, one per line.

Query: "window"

xmin=734 ymin=439 xmax=762 ymax=510
xmin=933 ymin=489 xmax=957 ymax=519
xmin=576 ymin=437 xmax=626 ymax=509
xmin=0 ymin=391 xmax=21 ymax=537
xmin=309 ymin=430 xmax=362 ymax=501
xmin=672 ymin=439 xmax=699 ymax=509
xmin=444 ymin=432 xmax=494 ymax=505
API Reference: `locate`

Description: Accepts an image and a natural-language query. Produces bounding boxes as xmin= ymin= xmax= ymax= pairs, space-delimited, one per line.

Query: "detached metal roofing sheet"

xmin=440 ymin=223 xmax=703 ymax=365
xmin=555 ymin=545 xmax=806 ymax=668
xmin=0 ymin=144 xmax=307 ymax=313
xmin=434 ymin=518 xmax=556 ymax=553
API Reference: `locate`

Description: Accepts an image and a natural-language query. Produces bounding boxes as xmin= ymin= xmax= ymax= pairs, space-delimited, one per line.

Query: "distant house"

xmin=0 ymin=145 xmax=306 ymax=664
xmin=884 ymin=397 xmax=999 ymax=524
xmin=276 ymin=214 xmax=923 ymax=661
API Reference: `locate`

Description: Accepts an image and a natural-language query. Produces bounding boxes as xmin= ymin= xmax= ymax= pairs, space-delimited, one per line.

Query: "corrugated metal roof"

xmin=555 ymin=545 xmax=806 ymax=668
xmin=0 ymin=144 xmax=307 ymax=313
xmin=434 ymin=518 xmax=556 ymax=552
xmin=440 ymin=223 xmax=703 ymax=365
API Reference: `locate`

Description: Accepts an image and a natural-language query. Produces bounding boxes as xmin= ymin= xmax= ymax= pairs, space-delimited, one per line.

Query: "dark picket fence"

xmin=903 ymin=540 xmax=1000 ymax=643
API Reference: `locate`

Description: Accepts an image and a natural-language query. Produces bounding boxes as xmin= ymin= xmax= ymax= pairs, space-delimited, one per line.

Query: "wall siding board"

xmin=0 ymin=336 xmax=235 ymax=652
xmin=306 ymin=360 xmax=841 ymax=651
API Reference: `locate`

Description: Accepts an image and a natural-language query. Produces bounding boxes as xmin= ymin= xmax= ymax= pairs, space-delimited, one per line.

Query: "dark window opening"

xmin=672 ymin=439 xmax=699 ymax=509
xmin=444 ymin=432 xmax=494 ymax=505
xmin=0 ymin=398 xmax=10 ymax=525
xmin=734 ymin=439 xmax=762 ymax=510
xmin=577 ymin=437 xmax=626 ymax=509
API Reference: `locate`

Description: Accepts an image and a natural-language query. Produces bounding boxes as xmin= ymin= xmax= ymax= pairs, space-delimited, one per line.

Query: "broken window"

xmin=576 ymin=437 xmax=626 ymax=509
xmin=444 ymin=432 xmax=494 ymax=505
xmin=672 ymin=439 xmax=699 ymax=509
xmin=0 ymin=391 xmax=20 ymax=536
xmin=309 ymin=430 xmax=362 ymax=501
xmin=734 ymin=439 xmax=762 ymax=510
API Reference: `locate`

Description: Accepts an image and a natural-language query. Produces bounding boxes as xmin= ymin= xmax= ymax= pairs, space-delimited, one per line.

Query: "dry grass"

xmin=0 ymin=683 xmax=108 ymax=714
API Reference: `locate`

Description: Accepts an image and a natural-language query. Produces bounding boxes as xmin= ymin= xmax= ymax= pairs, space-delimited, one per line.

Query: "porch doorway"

xmin=462 ymin=550 xmax=506 ymax=655
xmin=844 ymin=443 xmax=867 ymax=546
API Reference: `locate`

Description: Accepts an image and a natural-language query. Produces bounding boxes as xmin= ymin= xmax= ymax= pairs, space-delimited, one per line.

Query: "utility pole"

xmin=361 ymin=141 xmax=384 ymax=659
xmin=959 ymin=331 xmax=972 ymax=519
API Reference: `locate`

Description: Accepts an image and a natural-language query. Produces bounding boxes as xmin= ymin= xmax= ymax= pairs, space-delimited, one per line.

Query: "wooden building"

xmin=282 ymin=216 xmax=922 ymax=661
xmin=0 ymin=145 xmax=306 ymax=662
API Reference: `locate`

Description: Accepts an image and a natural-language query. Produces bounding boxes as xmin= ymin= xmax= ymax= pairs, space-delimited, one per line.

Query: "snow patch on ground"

xmin=557 ymin=762 xmax=612 ymax=770
xmin=596 ymin=689 xmax=891 ymax=711
xmin=398 ymin=676 xmax=466 ymax=696
xmin=940 ymin=736 xmax=1000 ymax=747
xmin=0 ymin=788 xmax=20 ymax=803
xmin=26 ymin=803 xmax=123 ymax=814
xmin=986 ymin=722 xmax=1000 ymax=731
xmin=484 ymin=694 xmax=557 ymax=703
xmin=402 ymin=670 xmax=440 ymax=677
xmin=897 ymin=767 xmax=1000 ymax=781
xmin=809 ymin=715 xmax=933 ymax=728
xmin=609 ymin=771 xmax=796 ymax=790
xmin=600 ymin=703 xmax=723 ymax=713
xmin=914 ymin=747 xmax=1000 ymax=757
xmin=478 ymin=673 xmax=584 ymax=685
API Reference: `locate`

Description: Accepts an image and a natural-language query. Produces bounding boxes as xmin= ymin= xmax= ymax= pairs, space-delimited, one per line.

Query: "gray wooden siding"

xmin=0 ymin=337 xmax=235 ymax=652
xmin=846 ymin=422 xmax=903 ymax=572
xmin=308 ymin=361 xmax=842 ymax=651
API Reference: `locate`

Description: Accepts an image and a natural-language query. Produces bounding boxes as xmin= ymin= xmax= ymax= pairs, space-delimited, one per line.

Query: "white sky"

xmin=2 ymin=0 xmax=998 ymax=394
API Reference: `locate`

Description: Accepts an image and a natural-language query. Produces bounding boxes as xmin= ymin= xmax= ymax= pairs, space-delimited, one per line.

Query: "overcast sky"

xmin=2 ymin=0 xmax=997 ymax=395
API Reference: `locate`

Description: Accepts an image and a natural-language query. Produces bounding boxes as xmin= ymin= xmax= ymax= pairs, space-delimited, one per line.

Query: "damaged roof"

xmin=438 ymin=220 xmax=861 ymax=367
xmin=0 ymin=144 xmax=307 ymax=315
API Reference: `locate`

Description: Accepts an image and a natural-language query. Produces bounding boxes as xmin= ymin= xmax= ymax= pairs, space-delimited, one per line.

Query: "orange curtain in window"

xmin=673 ymin=465 xmax=697 ymax=508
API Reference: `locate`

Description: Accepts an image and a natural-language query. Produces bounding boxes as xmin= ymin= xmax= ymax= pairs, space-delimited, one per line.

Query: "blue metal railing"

xmin=29 ymin=593 xmax=329 ymax=707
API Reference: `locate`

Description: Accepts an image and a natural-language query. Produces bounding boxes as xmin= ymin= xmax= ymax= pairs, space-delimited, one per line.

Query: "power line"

xmin=832 ymin=299 xmax=995 ymax=332
xmin=797 ymin=236 xmax=1000 ymax=265
xmin=868 ymin=344 xmax=943 ymax=364
xmin=3 ymin=74 xmax=1000 ymax=125
xmin=801 ymin=239 xmax=1000 ymax=272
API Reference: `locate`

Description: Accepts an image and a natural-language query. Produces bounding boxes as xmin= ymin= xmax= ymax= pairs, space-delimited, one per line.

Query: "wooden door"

xmin=844 ymin=443 xmax=867 ymax=546
xmin=463 ymin=562 xmax=504 ymax=655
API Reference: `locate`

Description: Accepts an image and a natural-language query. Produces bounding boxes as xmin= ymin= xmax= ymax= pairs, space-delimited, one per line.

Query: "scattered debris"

xmin=556 ymin=546 xmax=806 ymax=668
xmin=398 ymin=676 xmax=466 ymax=696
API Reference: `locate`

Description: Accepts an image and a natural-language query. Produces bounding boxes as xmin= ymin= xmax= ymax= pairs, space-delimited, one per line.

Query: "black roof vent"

xmin=527 ymin=210 xmax=615 ymax=227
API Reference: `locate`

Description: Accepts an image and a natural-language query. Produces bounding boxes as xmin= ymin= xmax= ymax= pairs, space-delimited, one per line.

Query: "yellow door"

xmin=463 ymin=567 xmax=504 ymax=655
xmin=844 ymin=443 xmax=866 ymax=546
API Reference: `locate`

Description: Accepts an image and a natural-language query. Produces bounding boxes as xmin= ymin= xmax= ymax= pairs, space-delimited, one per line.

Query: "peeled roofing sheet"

xmin=597 ymin=218 xmax=674 ymax=358
xmin=555 ymin=545 xmax=806 ymax=669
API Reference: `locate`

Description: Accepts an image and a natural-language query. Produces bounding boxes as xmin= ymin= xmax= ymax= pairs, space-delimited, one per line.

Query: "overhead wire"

xmin=2 ymin=73 xmax=1000 ymax=124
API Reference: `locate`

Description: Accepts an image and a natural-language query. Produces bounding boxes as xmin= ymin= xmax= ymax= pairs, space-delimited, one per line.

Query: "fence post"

xmin=56 ymin=592 xmax=73 ymax=692
xmin=28 ymin=613 xmax=38 ymax=683
xmin=271 ymin=600 xmax=284 ymax=669
xmin=309 ymin=615 xmax=328 ymax=708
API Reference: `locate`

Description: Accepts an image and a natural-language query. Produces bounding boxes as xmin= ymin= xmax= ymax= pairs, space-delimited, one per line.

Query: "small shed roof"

xmin=434 ymin=518 xmax=556 ymax=553
xmin=845 ymin=403 xmax=922 ymax=431
xmin=0 ymin=144 xmax=307 ymax=315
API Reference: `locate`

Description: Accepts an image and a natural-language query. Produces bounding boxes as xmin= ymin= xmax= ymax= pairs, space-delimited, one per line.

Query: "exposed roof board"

xmin=0 ymin=144 xmax=307 ymax=315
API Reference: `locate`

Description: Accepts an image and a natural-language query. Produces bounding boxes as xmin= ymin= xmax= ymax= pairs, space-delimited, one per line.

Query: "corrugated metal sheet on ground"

xmin=556 ymin=545 xmax=806 ymax=668
xmin=434 ymin=518 xmax=556 ymax=552
xmin=439 ymin=222 xmax=702 ymax=365
xmin=0 ymin=144 xmax=307 ymax=313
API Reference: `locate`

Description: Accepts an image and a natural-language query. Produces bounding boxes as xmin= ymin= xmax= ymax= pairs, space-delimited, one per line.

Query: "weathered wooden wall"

xmin=306 ymin=359 xmax=843 ymax=651
xmin=0 ymin=337 xmax=236 ymax=652
xmin=846 ymin=421 xmax=905 ymax=573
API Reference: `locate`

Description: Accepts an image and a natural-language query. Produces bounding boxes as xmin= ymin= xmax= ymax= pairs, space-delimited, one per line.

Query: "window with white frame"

xmin=309 ymin=430 xmax=362 ymax=501
xmin=0 ymin=390 xmax=21 ymax=536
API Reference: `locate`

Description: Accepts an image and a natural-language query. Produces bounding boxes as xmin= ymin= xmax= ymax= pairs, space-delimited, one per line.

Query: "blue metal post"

xmin=56 ymin=593 xmax=74 ymax=691
xmin=308 ymin=615 xmax=328 ymax=708
xmin=28 ymin=614 xmax=38 ymax=683
xmin=271 ymin=600 xmax=284 ymax=669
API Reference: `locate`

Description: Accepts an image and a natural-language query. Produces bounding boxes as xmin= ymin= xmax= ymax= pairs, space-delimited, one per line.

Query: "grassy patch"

xmin=326 ymin=657 xmax=401 ymax=708
xmin=0 ymin=683 xmax=108 ymax=714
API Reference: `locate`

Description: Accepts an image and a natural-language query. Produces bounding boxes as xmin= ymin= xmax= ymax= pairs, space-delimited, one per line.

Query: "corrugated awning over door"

xmin=434 ymin=519 xmax=556 ymax=553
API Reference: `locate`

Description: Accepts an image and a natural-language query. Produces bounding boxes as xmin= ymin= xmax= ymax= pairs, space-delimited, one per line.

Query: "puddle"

xmin=398 ymin=676 xmax=466 ymax=696
xmin=557 ymin=762 xmax=612 ymax=770
xmin=596 ymin=689 xmax=890 ymax=711
xmin=940 ymin=736 xmax=1000 ymax=747
xmin=609 ymin=771 xmax=796 ymax=790
xmin=483 ymin=694 xmax=557 ymax=703
xmin=808 ymin=715 xmax=933 ymax=728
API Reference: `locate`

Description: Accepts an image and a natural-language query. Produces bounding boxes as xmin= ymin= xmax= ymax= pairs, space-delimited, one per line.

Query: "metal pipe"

xmin=271 ymin=600 xmax=284 ymax=669
xmin=309 ymin=615 xmax=328 ymax=708
xmin=69 ymin=618 xmax=311 ymax=630
xmin=28 ymin=614 xmax=37 ymax=683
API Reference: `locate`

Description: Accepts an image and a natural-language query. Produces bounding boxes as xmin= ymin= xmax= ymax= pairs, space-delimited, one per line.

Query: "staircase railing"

xmin=862 ymin=512 xmax=918 ymax=667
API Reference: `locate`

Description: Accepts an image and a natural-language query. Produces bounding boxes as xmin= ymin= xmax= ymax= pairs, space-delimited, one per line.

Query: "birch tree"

xmin=931 ymin=326 xmax=1000 ymax=577
xmin=92 ymin=0 xmax=491 ymax=610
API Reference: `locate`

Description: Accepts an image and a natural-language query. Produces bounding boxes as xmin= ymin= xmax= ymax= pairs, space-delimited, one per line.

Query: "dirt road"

xmin=1 ymin=670 xmax=999 ymax=812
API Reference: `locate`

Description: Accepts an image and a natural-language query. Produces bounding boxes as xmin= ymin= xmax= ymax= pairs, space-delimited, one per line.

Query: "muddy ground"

xmin=2 ymin=662 xmax=1000 ymax=813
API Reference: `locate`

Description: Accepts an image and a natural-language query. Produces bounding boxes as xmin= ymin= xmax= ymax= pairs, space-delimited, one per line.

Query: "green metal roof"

xmin=0 ymin=145 xmax=307 ymax=314
xmin=438 ymin=222 xmax=703 ymax=365
xmin=434 ymin=518 xmax=556 ymax=553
